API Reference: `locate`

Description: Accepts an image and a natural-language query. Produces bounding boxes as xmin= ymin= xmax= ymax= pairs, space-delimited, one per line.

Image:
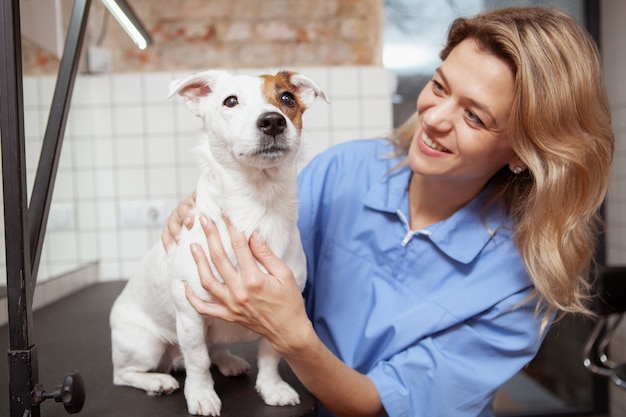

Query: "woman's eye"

xmin=465 ymin=109 xmax=485 ymax=127
xmin=223 ymin=96 xmax=238 ymax=107
xmin=281 ymin=92 xmax=296 ymax=108
xmin=431 ymin=79 xmax=445 ymax=94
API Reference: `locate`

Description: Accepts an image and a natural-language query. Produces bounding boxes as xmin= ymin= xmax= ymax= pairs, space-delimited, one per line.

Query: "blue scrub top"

xmin=297 ymin=139 xmax=546 ymax=417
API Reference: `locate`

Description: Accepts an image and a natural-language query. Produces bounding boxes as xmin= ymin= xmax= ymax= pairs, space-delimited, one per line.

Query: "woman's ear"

xmin=508 ymin=156 xmax=527 ymax=174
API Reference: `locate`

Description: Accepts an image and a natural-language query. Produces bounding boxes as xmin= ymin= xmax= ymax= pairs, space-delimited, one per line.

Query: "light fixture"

xmin=101 ymin=0 xmax=152 ymax=50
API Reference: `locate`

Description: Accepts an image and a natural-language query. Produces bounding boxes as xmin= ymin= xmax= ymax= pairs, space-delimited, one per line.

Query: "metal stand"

xmin=0 ymin=0 xmax=91 ymax=415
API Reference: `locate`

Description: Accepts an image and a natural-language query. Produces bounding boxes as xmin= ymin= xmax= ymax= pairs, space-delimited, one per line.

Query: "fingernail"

xmin=190 ymin=243 xmax=201 ymax=253
xmin=200 ymin=215 xmax=209 ymax=227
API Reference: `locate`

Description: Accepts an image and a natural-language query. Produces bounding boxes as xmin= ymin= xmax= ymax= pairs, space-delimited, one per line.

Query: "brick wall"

xmin=22 ymin=0 xmax=384 ymax=75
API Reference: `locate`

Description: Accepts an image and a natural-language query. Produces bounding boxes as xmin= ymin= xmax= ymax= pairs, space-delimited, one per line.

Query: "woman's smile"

xmin=420 ymin=131 xmax=451 ymax=153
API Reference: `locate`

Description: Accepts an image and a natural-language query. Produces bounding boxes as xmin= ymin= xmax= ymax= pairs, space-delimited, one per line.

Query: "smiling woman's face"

xmin=408 ymin=38 xmax=521 ymax=190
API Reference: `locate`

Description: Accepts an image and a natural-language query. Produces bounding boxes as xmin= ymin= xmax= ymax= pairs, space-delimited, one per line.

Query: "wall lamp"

xmin=101 ymin=0 xmax=152 ymax=50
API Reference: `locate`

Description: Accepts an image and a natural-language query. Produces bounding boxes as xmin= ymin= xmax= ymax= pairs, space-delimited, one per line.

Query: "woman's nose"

xmin=422 ymin=100 xmax=454 ymax=133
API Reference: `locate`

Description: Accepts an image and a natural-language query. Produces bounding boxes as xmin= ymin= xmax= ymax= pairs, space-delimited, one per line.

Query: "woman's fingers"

xmin=161 ymin=209 xmax=179 ymax=249
xmin=190 ymin=242 xmax=229 ymax=300
xmin=198 ymin=216 xmax=239 ymax=282
xmin=161 ymin=193 xmax=196 ymax=249
xmin=187 ymin=242 xmax=236 ymax=322
xmin=249 ymin=232 xmax=292 ymax=283
xmin=186 ymin=216 xmax=304 ymax=345
xmin=221 ymin=217 xmax=260 ymax=278
xmin=161 ymin=206 xmax=188 ymax=248
xmin=184 ymin=281 xmax=232 ymax=320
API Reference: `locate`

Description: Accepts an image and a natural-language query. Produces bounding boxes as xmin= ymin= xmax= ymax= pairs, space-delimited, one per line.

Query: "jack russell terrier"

xmin=110 ymin=70 xmax=327 ymax=416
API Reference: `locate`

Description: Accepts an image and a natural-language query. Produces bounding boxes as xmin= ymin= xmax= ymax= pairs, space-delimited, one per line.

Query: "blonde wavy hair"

xmin=389 ymin=7 xmax=614 ymax=325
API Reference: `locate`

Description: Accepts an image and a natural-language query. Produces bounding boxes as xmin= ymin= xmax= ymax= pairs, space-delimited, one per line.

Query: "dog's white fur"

xmin=109 ymin=70 xmax=327 ymax=416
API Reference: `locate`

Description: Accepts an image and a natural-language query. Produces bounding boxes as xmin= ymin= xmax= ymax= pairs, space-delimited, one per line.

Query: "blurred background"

xmin=1 ymin=1 xmax=625 ymax=415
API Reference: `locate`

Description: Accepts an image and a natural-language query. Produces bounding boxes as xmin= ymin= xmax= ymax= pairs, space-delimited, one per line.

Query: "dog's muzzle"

xmin=257 ymin=112 xmax=287 ymax=138
xmin=254 ymin=112 xmax=292 ymax=159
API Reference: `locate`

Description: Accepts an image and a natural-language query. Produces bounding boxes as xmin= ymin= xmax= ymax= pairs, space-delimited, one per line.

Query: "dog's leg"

xmin=176 ymin=312 xmax=222 ymax=416
xmin=111 ymin=326 xmax=180 ymax=395
xmin=255 ymin=337 xmax=300 ymax=406
xmin=210 ymin=345 xmax=250 ymax=376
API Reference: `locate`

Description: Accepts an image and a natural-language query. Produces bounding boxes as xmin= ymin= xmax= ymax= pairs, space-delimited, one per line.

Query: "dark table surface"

xmin=0 ymin=281 xmax=317 ymax=416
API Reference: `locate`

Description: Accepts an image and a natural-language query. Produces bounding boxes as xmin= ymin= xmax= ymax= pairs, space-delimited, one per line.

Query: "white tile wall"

xmin=0 ymin=66 xmax=394 ymax=286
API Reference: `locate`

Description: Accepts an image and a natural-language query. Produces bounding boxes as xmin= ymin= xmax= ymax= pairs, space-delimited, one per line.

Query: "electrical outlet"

xmin=119 ymin=200 xmax=168 ymax=227
xmin=47 ymin=203 xmax=75 ymax=230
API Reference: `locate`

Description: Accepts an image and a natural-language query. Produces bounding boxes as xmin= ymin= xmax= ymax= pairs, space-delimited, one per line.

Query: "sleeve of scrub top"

xmin=367 ymin=286 xmax=545 ymax=417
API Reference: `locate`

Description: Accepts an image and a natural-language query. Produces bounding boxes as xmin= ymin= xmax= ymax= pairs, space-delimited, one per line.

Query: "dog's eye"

xmin=281 ymin=92 xmax=296 ymax=108
xmin=223 ymin=96 xmax=239 ymax=108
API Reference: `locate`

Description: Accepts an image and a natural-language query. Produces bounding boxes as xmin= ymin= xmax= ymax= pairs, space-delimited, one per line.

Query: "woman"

xmin=164 ymin=6 xmax=614 ymax=417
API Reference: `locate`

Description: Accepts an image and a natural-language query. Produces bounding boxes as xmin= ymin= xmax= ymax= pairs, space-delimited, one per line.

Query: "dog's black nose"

xmin=257 ymin=112 xmax=287 ymax=137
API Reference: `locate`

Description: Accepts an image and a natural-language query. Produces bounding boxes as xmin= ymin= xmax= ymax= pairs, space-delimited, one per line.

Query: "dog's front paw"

xmin=185 ymin=377 xmax=222 ymax=416
xmin=186 ymin=389 xmax=222 ymax=416
xmin=256 ymin=380 xmax=300 ymax=406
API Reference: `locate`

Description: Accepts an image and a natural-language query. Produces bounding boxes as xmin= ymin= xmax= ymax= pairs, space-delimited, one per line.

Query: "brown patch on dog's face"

xmin=260 ymin=72 xmax=305 ymax=130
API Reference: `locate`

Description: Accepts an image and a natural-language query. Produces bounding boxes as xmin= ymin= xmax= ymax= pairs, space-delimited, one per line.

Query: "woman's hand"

xmin=161 ymin=192 xmax=196 ymax=249
xmin=185 ymin=216 xmax=384 ymax=416
xmin=184 ymin=216 xmax=312 ymax=354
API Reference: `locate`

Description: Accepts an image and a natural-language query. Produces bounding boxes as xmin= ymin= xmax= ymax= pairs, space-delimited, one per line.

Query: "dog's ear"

xmin=168 ymin=71 xmax=225 ymax=116
xmin=282 ymin=72 xmax=329 ymax=108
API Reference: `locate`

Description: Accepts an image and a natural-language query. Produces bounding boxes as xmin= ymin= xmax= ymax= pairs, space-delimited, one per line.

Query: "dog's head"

xmin=169 ymin=70 xmax=328 ymax=169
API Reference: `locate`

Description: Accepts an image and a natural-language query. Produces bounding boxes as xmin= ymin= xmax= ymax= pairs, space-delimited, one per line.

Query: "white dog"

xmin=110 ymin=70 xmax=327 ymax=416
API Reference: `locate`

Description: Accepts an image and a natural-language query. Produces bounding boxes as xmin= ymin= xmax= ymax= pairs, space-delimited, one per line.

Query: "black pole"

xmin=1 ymin=0 xmax=91 ymax=415
xmin=0 ymin=0 xmax=39 ymax=415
